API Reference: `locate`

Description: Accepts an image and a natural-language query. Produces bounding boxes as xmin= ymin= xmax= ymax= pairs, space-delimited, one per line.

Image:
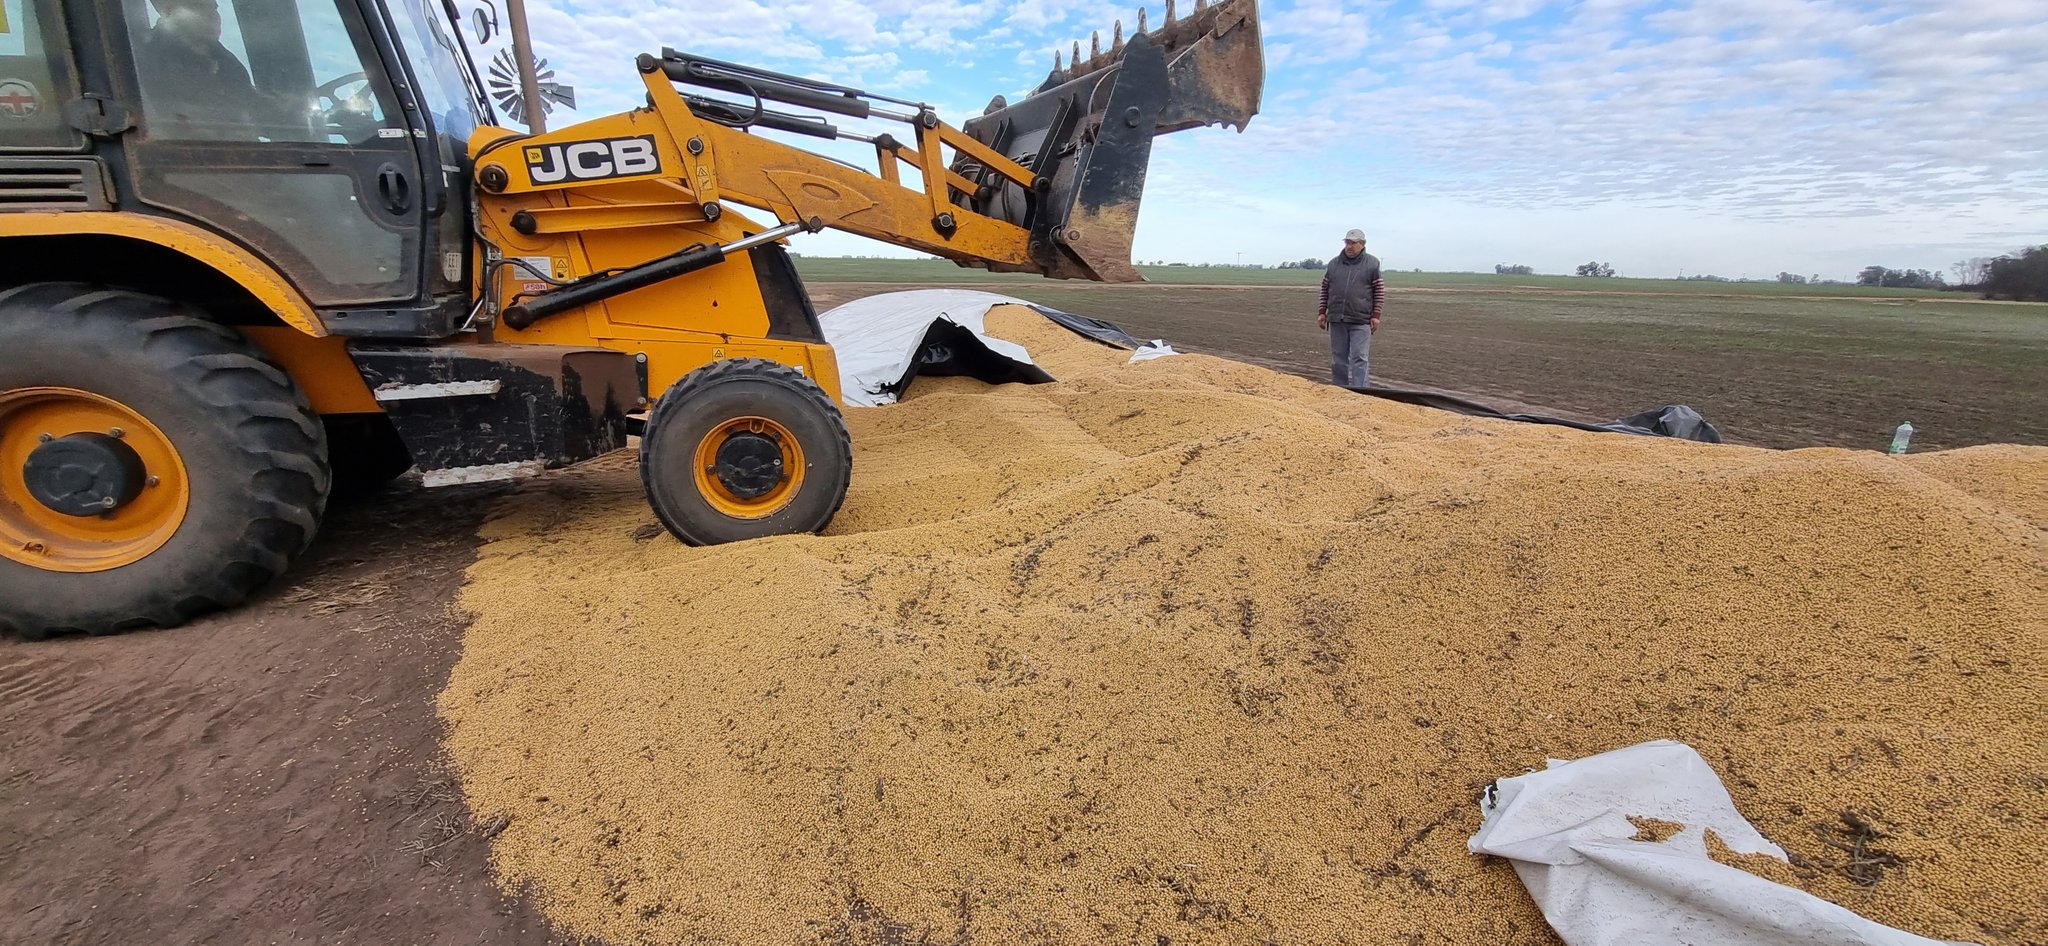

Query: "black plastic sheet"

xmin=1349 ymin=386 xmax=1723 ymax=442
xmin=1025 ymin=303 xmax=1145 ymax=350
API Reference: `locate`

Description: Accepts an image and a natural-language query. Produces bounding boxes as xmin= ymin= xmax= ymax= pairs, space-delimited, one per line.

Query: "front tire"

xmin=0 ymin=284 xmax=330 ymax=639
xmin=639 ymin=358 xmax=851 ymax=545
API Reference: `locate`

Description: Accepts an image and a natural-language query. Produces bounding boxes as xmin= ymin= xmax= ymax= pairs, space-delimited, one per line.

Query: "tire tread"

xmin=0 ymin=282 xmax=329 ymax=638
xmin=640 ymin=357 xmax=852 ymax=545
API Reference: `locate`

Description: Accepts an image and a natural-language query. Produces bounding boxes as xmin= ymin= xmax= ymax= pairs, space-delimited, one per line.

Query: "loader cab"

xmin=1 ymin=0 xmax=489 ymax=336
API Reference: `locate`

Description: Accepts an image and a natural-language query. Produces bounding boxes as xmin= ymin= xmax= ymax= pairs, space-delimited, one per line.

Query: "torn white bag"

xmin=816 ymin=289 xmax=1049 ymax=407
xmin=1468 ymin=740 xmax=1973 ymax=946
xmin=1128 ymin=340 xmax=1179 ymax=362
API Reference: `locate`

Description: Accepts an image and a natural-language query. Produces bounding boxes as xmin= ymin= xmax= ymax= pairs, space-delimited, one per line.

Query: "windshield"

xmin=385 ymin=0 xmax=485 ymax=142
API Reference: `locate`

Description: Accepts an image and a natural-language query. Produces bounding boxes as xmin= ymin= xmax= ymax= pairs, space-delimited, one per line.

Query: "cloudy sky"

xmin=474 ymin=0 xmax=2046 ymax=279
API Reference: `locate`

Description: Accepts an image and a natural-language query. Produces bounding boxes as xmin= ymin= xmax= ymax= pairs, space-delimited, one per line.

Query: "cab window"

xmin=0 ymin=0 xmax=83 ymax=149
xmin=123 ymin=0 xmax=394 ymax=145
xmin=385 ymin=0 xmax=483 ymax=143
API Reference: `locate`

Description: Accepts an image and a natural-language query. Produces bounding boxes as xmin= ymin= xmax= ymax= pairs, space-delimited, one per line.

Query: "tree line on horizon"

xmin=1474 ymin=244 xmax=2046 ymax=300
xmin=798 ymin=248 xmax=2047 ymax=299
xmin=1947 ymin=246 xmax=2048 ymax=301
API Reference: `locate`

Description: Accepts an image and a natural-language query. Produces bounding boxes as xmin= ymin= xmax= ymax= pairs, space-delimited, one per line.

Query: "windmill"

xmin=454 ymin=0 xmax=574 ymax=129
xmin=486 ymin=47 xmax=576 ymax=126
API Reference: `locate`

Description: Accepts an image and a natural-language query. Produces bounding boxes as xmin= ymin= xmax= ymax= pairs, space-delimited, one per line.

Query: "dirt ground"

xmin=808 ymin=282 xmax=2048 ymax=451
xmin=0 ymin=484 xmax=566 ymax=946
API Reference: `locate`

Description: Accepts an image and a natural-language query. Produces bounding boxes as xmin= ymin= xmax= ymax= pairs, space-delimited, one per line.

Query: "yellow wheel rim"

xmin=692 ymin=415 xmax=804 ymax=520
xmin=0 ymin=387 xmax=191 ymax=573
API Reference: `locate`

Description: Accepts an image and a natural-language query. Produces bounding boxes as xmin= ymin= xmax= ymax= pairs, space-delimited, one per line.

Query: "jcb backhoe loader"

xmin=0 ymin=0 xmax=1261 ymax=637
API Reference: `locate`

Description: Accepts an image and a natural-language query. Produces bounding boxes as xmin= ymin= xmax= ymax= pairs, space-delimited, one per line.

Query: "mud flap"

xmin=348 ymin=344 xmax=640 ymax=486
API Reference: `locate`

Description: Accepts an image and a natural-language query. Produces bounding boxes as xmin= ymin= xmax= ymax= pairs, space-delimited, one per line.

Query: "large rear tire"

xmin=0 ymin=283 xmax=330 ymax=639
xmin=639 ymin=358 xmax=851 ymax=545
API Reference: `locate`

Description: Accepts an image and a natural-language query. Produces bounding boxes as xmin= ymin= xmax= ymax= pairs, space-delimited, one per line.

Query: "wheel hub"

xmin=713 ymin=431 xmax=786 ymax=499
xmin=24 ymin=432 xmax=147 ymax=517
xmin=1 ymin=386 xmax=191 ymax=573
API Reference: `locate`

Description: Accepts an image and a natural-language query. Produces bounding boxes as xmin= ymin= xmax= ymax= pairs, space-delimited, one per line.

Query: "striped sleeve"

xmin=1370 ymin=274 xmax=1386 ymax=316
xmin=1318 ymin=272 xmax=1330 ymax=312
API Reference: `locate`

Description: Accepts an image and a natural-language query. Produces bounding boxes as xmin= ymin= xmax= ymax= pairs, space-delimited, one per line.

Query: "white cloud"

xmin=1295 ymin=0 xmax=2048 ymax=264
xmin=1265 ymin=0 xmax=1377 ymax=64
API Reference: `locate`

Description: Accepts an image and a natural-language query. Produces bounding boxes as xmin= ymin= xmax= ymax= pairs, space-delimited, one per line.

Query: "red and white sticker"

xmin=0 ymin=78 xmax=39 ymax=120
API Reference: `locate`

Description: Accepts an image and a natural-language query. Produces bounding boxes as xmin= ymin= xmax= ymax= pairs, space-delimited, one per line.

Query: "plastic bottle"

xmin=1888 ymin=422 xmax=1913 ymax=455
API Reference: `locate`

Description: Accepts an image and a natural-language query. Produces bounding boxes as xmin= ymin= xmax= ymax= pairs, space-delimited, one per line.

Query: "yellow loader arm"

xmin=474 ymin=0 xmax=1262 ymax=328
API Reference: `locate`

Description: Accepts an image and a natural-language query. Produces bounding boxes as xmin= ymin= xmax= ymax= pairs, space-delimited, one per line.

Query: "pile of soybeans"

xmin=441 ymin=307 xmax=2046 ymax=946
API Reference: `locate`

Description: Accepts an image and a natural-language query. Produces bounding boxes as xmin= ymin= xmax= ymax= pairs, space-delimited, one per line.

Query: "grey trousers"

xmin=1330 ymin=321 xmax=1371 ymax=387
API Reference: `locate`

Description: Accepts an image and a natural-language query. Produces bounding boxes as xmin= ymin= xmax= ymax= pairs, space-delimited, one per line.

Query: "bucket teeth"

xmin=960 ymin=0 xmax=1261 ymax=281
xmin=1036 ymin=0 xmax=1261 ymax=90
xmin=1021 ymin=0 xmax=1265 ymax=119
xmin=1065 ymin=0 xmax=1254 ymax=131
xmin=1048 ymin=0 xmax=1253 ymax=78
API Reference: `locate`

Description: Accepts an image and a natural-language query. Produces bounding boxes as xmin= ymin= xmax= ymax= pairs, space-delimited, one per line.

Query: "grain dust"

xmin=441 ymin=307 xmax=2047 ymax=945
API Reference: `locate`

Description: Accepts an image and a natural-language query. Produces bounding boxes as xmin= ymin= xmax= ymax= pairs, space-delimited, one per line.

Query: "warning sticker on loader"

xmin=524 ymin=135 xmax=661 ymax=185
xmin=512 ymin=255 xmax=559 ymax=294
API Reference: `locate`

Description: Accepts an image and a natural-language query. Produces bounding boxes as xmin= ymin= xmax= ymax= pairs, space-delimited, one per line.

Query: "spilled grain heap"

xmin=441 ymin=308 xmax=2047 ymax=946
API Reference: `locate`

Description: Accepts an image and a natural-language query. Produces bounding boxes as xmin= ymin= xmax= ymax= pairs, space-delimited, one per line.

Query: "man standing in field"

xmin=1317 ymin=229 xmax=1385 ymax=387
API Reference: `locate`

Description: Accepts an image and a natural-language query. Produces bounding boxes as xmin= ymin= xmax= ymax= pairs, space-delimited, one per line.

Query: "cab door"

xmin=109 ymin=0 xmax=426 ymax=308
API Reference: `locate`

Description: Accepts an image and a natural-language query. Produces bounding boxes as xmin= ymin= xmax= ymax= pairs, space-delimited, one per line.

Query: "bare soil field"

xmin=808 ymin=280 xmax=2048 ymax=451
xmin=0 ymin=485 xmax=564 ymax=946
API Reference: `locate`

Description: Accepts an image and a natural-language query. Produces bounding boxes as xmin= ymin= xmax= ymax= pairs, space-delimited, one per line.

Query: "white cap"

xmin=1344 ymin=228 xmax=1366 ymax=242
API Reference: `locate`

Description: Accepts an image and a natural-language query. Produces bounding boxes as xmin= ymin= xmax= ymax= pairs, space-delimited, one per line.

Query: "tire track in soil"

xmin=0 ymin=481 xmax=574 ymax=946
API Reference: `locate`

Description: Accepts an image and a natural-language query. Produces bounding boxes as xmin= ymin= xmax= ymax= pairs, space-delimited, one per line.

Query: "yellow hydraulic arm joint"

xmin=472 ymin=60 xmax=1041 ymax=271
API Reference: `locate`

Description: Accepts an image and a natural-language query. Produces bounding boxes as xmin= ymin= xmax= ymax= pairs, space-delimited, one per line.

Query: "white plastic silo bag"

xmin=1468 ymin=740 xmax=1975 ymax=946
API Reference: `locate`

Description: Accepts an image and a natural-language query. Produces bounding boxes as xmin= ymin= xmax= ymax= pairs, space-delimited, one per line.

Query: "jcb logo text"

xmin=525 ymin=136 xmax=661 ymax=184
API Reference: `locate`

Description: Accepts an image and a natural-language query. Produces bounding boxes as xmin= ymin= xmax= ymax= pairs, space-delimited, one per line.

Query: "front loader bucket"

xmin=955 ymin=0 xmax=1263 ymax=282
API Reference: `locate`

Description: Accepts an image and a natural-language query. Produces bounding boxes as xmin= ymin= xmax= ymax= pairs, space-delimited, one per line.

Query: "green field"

xmin=793 ymin=256 xmax=1959 ymax=297
xmin=798 ymin=257 xmax=2047 ymax=451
